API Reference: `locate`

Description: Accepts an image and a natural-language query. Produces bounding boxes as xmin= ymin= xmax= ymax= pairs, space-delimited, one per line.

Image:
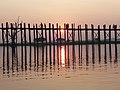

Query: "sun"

xmin=59 ymin=28 xmax=64 ymax=33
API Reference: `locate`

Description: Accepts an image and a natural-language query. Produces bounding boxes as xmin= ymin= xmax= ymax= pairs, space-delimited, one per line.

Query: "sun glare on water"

xmin=61 ymin=46 xmax=65 ymax=67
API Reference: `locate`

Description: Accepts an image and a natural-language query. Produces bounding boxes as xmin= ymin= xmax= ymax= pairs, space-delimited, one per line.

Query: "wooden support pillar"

xmin=79 ymin=25 xmax=82 ymax=60
xmin=20 ymin=23 xmax=23 ymax=70
xmin=98 ymin=25 xmax=101 ymax=63
xmin=2 ymin=23 xmax=4 ymax=46
xmin=85 ymin=24 xmax=88 ymax=64
xmin=52 ymin=24 xmax=55 ymax=44
xmin=109 ymin=25 xmax=112 ymax=60
xmin=91 ymin=24 xmax=95 ymax=64
xmin=78 ymin=25 xmax=81 ymax=60
xmin=66 ymin=24 xmax=69 ymax=44
xmin=33 ymin=24 xmax=36 ymax=45
xmin=103 ymin=25 xmax=107 ymax=63
xmin=72 ymin=24 xmax=74 ymax=44
xmin=49 ymin=23 xmax=51 ymax=44
xmin=2 ymin=23 xmax=5 ymax=72
xmin=80 ymin=25 xmax=82 ymax=43
xmin=49 ymin=23 xmax=52 ymax=65
xmin=59 ymin=26 xmax=61 ymax=45
xmin=28 ymin=24 xmax=31 ymax=45
xmin=114 ymin=25 xmax=118 ymax=60
xmin=6 ymin=22 xmax=9 ymax=72
xmin=52 ymin=24 xmax=55 ymax=64
xmin=10 ymin=23 xmax=14 ymax=69
xmin=36 ymin=24 xmax=39 ymax=65
xmin=15 ymin=23 xmax=18 ymax=45
xmin=44 ymin=24 xmax=47 ymax=44
xmin=64 ymin=24 xmax=66 ymax=44
xmin=24 ymin=23 xmax=27 ymax=69
xmin=56 ymin=23 xmax=59 ymax=65
xmin=41 ymin=23 xmax=43 ymax=44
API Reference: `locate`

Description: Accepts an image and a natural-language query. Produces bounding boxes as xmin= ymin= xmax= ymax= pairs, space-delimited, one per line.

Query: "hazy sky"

xmin=0 ymin=0 xmax=120 ymax=25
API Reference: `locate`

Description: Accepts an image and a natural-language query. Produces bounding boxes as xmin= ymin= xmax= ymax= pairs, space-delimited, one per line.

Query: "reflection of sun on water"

xmin=61 ymin=46 xmax=65 ymax=67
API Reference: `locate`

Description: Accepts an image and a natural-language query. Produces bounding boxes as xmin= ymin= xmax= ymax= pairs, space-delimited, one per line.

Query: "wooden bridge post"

xmin=44 ymin=24 xmax=47 ymax=44
xmin=52 ymin=24 xmax=55 ymax=44
xmin=59 ymin=26 xmax=61 ymax=45
xmin=64 ymin=24 xmax=66 ymax=64
xmin=78 ymin=25 xmax=81 ymax=61
xmin=72 ymin=24 xmax=74 ymax=44
xmin=85 ymin=24 xmax=89 ymax=64
xmin=49 ymin=23 xmax=51 ymax=44
xmin=10 ymin=23 xmax=14 ymax=68
xmin=41 ymin=23 xmax=44 ymax=45
xmin=66 ymin=24 xmax=69 ymax=44
xmin=56 ymin=23 xmax=59 ymax=65
xmin=91 ymin=24 xmax=95 ymax=63
xmin=6 ymin=22 xmax=9 ymax=71
xmin=64 ymin=24 xmax=66 ymax=44
xmin=20 ymin=23 xmax=23 ymax=46
xmin=33 ymin=24 xmax=36 ymax=66
xmin=10 ymin=23 xmax=14 ymax=46
xmin=15 ymin=23 xmax=18 ymax=45
xmin=36 ymin=24 xmax=39 ymax=65
xmin=49 ymin=23 xmax=52 ymax=65
xmin=6 ymin=22 xmax=9 ymax=66
xmin=36 ymin=24 xmax=38 ymax=46
xmin=24 ymin=23 xmax=27 ymax=69
xmin=66 ymin=24 xmax=70 ymax=65
xmin=28 ymin=24 xmax=32 ymax=69
xmin=52 ymin=24 xmax=55 ymax=64
xmin=79 ymin=25 xmax=82 ymax=60
xmin=98 ymin=25 xmax=101 ymax=63
xmin=109 ymin=25 xmax=112 ymax=60
xmin=103 ymin=25 xmax=107 ymax=63
xmin=45 ymin=24 xmax=48 ymax=65
xmin=24 ymin=23 xmax=26 ymax=45
xmin=6 ymin=22 xmax=9 ymax=46
xmin=72 ymin=24 xmax=75 ymax=65
xmin=28 ymin=24 xmax=31 ymax=45
xmin=114 ymin=25 xmax=118 ymax=60
xmin=2 ymin=23 xmax=5 ymax=72
xmin=2 ymin=23 xmax=4 ymax=46
xmin=78 ymin=25 xmax=80 ymax=65
xmin=20 ymin=23 xmax=23 ymax=70
xmin=33 ymin=24 xmax=36 ymax=45
xmin=78 ymin=25 xmax=80 ymax=43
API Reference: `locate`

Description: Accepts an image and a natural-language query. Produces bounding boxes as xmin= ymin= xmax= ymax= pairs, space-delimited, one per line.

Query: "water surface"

xmin=0 ymin=44 xmax=120 ymax=90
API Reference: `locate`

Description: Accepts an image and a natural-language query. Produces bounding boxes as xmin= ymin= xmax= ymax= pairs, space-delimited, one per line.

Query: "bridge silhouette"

xmin=0 ymin=22 xmax=120 ymax=46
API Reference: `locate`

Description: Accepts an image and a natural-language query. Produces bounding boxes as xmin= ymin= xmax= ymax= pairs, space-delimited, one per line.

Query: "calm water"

xmin=0 ymin=44 xmax=120 ymax=90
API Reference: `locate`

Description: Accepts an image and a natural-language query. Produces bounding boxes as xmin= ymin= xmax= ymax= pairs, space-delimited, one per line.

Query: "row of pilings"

xmin=1 ymin=22 xmax=120 ymax=74
xmin=2 ymin=43 xmax=119 ymax=74
xmin=0 ymin=22 xmax=120 ymax=46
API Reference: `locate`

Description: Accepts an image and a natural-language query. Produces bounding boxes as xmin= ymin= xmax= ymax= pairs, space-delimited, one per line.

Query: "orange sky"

xmin=0 ymin=0 xmax=120 ymax=25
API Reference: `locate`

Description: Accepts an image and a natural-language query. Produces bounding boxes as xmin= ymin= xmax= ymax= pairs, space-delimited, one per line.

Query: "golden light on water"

xmin=61 ymin=46 xmax=65 ymax=67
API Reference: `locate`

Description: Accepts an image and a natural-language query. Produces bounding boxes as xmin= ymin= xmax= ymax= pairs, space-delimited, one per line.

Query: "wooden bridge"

xmin=0 ymin=22 xmax=120 ymax=46
xmin=1 ymin=22 xmax=120 ymax=68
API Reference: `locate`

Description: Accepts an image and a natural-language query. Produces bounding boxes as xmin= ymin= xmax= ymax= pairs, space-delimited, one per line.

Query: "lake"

xmin=0 ymin=44 xmax=120 ymax=90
